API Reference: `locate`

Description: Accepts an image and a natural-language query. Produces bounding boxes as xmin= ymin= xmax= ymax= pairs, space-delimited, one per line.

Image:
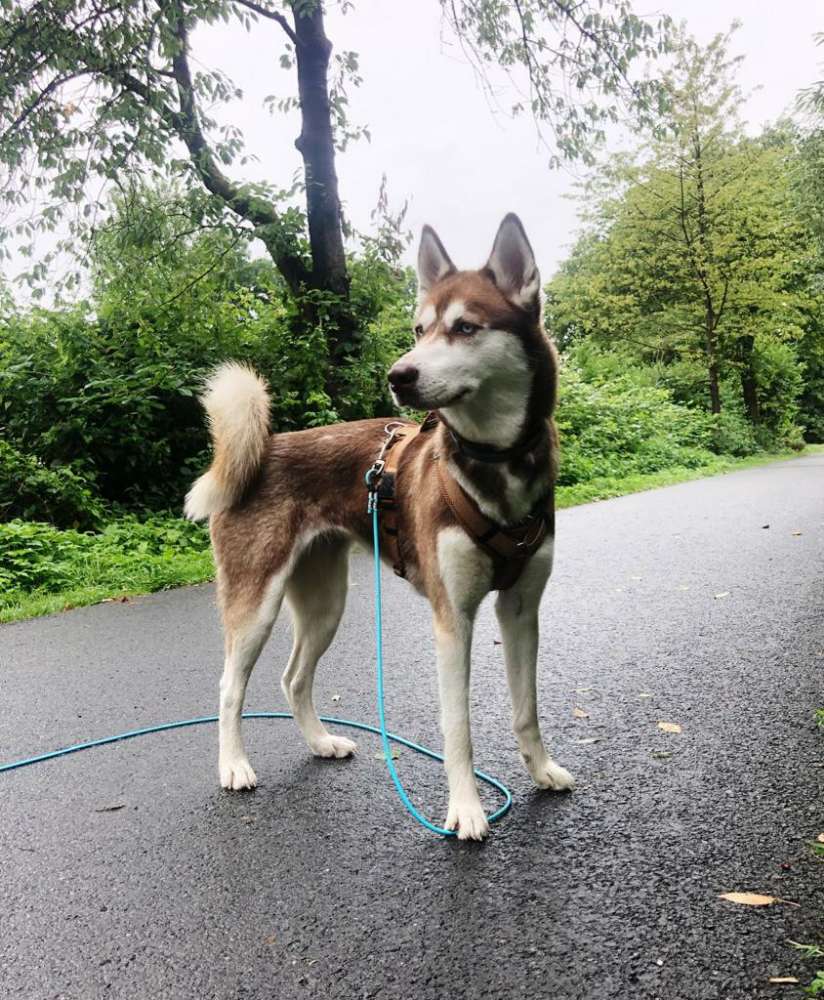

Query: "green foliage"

xmin=0 ymin=187 xmax=414 ymax=509
xmin=555 ymin=359 xmax=720 ymax=487
xmin=806 ymin=972 xmax=824 ymax=997
xmin=707 ymin=409 xmax=759 ymax=457
xmin=0 ymin=515 xmax=210 ymax=607
xmin=751 ymin=339 xmax=806 ymax=443
xmin=547 ymin=29 xmax=820 ymax=445
xmin=0 ymin=440 xmax=103 ymax=529
xmin=0 ymin=521 xmax=95 ymax=593
xmin=441 ymin=1 xmax=673 ymax=166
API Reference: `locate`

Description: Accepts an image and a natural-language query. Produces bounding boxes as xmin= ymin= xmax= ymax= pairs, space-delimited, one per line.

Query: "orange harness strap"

xmin=375 ymin=423 xmax=421 ymax=578
xmin=435 ymin=458 xmax=553 ymax=591
xmin=372 ymin=415 xmax=554 ymax=591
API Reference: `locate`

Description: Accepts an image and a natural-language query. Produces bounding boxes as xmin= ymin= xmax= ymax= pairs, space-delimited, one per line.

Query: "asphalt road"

xmin=1 ymin=455 xmax=822 ymax=1000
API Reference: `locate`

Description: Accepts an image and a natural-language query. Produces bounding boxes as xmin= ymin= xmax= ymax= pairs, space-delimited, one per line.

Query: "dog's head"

xmin=388 ymin=214 xmax=545 ymax=424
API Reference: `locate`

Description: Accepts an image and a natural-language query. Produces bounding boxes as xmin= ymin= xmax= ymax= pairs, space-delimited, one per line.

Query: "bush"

xmin=753 ymin=338 xmax=805 ymax=440
xmin=0 ymin=224 xmax=413 ymax=512
xmin=0 ymin=440 xmax=103 ymax=529
xmin=0 ymin=520 xmax=94 ymax=592
xmin=555 ymin=361 xmax=717 ymax=486
xmin=707 ymin=409 xmax=759 ymax=457
xmin=0 ymin=515 xmax=210 ymax=601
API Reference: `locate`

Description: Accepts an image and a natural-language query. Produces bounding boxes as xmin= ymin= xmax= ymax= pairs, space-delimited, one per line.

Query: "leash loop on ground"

xmin=0 ymin=434 xmax=513 ymax=840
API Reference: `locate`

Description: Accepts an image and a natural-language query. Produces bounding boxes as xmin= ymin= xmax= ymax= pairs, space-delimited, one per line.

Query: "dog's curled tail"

xmin=184 ymin=362 xmax=271 ymax=522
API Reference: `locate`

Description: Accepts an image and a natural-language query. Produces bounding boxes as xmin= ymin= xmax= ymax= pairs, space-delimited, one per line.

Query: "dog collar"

xmin=438 ymin=415 xmax=545 ymax=464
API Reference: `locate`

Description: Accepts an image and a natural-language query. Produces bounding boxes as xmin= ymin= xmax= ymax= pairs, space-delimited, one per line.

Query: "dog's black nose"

xmin=388 ymin=363 xmax=419 ymax=388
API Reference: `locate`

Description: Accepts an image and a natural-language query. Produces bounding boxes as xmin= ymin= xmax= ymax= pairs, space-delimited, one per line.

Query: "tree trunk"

xmin=293 ymin=2 xmax=346 ymax=296
xmin=706 ymin=322 xmax=722 ymax=415
xmin=292 ymin=0 xmax=358 ymax=398
xmin=693 ymin=130 xmax=722 ymax=416
xmin=739 ymin=334 xmax=759 ymax=423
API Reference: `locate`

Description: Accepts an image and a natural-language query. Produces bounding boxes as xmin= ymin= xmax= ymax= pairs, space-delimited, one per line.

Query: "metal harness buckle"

xmin=365 ymin=422 xmax=407 ymax=511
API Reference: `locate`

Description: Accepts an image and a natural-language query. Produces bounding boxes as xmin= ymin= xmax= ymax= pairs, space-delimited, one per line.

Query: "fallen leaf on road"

xmin=768 ymin=977 xmax=799 ymax=985
xmin=374 ymin=749 xmax=401 ymax=761
xmin=576 ymin=687 xmax=592 ymax=694
xmin=718 ymin=892 xmax=799 ymax=907
xmin=639 ymin=692 xmax=653 ymax=699
xmin=573 ymin=707 xmax=589 ymax=719
xmin=792 ymin=531 xmax=803 ymax=537
xmin=657 ymin=722 xmax=682 ymax=734
xmin=817 ymin=834 xmax=824 ymax=844
xmin=714 ymin=592 xmax=729 ymax=599
xmin=263 ymin=935 xmax=277 ymax=946
xmin=719 ymin=892 xmax=777 ymax=906
xmin=574 ymin=737 xmax=604 ymax=745
xmin=94 ymin=803 xmax=126 ymax=812
xmin=651 ymin=751 xmax=672 ymax=760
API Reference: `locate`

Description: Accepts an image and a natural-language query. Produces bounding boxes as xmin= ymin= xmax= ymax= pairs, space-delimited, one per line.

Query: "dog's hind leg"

xmin=281 ymin=535 xmax=357 ymax=759
xmin=495 ymin=538 xmax=575 ymax=792
xmin=218 ymin=572 xmax=285 ymax=790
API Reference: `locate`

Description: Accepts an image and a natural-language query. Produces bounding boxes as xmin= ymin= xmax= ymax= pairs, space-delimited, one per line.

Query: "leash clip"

xmin=365 ymin=457 xmax=387 ymax=512
xmin=365 ymin=458 xmax=386 ymax=489
xmin=365 ymin=422 xmax=406 ymax=509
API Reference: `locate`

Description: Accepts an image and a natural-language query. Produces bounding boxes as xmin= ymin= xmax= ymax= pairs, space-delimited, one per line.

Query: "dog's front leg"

xmin=433 ymin=613 xmax=489 ymax=841
xmin=495 ymin=541 xmax=575 ymax=792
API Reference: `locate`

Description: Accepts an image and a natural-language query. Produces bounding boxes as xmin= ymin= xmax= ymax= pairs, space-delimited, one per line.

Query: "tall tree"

xmin=550 ymin=27 xmax=801 ymax=419
xmin=547 ymin=69 xmax=817 ymax=433
xmin=649 ymin=25 xmax=747 ymax=414
xmin=0 ymin=0 xmax=670 ymax=402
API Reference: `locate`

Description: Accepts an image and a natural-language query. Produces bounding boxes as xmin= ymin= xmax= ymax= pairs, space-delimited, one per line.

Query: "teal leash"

xmin=366 ymin=473 xmax=511 ymax=836
xmin=0 ymin=446 xmax=513 ymax=838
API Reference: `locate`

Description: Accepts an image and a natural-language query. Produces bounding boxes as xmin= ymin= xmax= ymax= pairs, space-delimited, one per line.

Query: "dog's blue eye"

xmin=458 ymin=321 xmax=478 ymax=335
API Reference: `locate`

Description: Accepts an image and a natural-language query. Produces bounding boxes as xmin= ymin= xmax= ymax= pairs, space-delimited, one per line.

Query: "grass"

xmin=1 ymin=445 xmax=822 ymax=627
xmin=555 ymin=444 xmax=824 ymax=508
xmin=0 ymin=551 xmax=213 ymax=625
xmin=806 ymin=972 xmax=824 ymax=997
xmin=0 ymin=516 xmax=213 ymax=625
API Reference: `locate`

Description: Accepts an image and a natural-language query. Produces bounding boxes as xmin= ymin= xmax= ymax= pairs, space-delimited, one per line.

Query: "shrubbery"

xmin=0 ymin=245 xmax=409 ymax=511
xmin=0 ymin=188 xmax=813 ymax=620
xmin=0 ymin=515 xmax=211 ymax=614
xmin=556 ymin=359 xmax=723 ymax=486
xmin=0 ymin=440 xmax=103 ymax=529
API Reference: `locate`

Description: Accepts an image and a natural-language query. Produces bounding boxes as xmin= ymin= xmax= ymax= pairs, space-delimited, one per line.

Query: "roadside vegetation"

xmin=1 ymin=16 xmax=824 ymax=625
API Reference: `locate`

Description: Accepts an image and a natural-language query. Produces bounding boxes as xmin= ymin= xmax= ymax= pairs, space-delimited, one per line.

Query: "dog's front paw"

xmin=309 ymin=733 xmax=357 ymax=759
xmin=219 ymin=755 xmax=257 ymax=791
xmin=445 ymin=797 xmax=490 ymax=841
xmin=530 ymin=757 xmax=575 ymax=792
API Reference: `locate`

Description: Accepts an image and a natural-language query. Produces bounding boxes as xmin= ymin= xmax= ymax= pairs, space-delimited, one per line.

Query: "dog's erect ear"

xmin=484 ymin=213 xmax=540 ymax=311
xmin=417 ymin=225 xmax=456 ymax=297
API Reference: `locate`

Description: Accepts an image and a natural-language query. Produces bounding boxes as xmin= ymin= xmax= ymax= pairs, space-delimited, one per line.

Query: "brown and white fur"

xmin=185 ymin=214 xmax=574 ymax=840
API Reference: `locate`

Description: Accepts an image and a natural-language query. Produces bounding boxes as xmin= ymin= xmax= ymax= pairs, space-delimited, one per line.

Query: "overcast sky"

xmin=191 ymin=0 xmax=823 ymax=281
xmin=4 ymin=1 xmax=822 ymax=295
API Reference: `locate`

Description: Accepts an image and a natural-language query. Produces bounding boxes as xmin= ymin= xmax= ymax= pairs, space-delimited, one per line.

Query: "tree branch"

xmin=106 ymin=55 xmax=308 ymax=291
xmin=0 ymin=71 xmax=87 ymax=144
xmin=231 ymin=0 xmax=298 ymax=45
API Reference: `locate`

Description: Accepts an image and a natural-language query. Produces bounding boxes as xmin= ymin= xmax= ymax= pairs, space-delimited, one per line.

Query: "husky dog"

xmin=185 ymin=214 xmax=573 ymax=840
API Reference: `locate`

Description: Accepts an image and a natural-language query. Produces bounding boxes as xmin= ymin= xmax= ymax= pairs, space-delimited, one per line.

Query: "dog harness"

xmin=366 ymin=414 xmax=555 ymax=591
